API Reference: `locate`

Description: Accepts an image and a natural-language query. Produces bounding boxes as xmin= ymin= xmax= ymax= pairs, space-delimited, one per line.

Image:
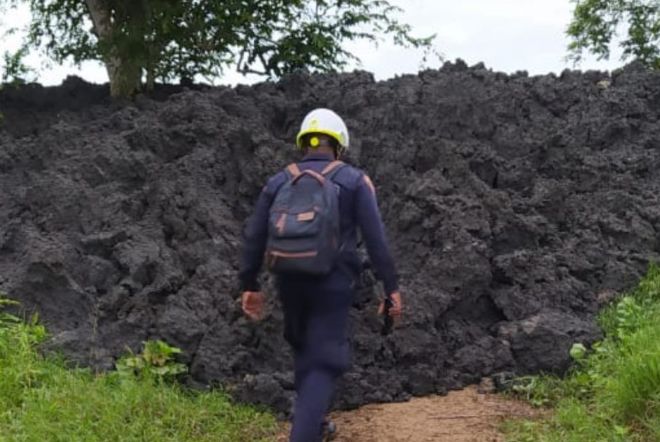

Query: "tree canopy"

xmin=568 ymin=0 xmax=660 ymax=69
xmin=1 ymin=0 xmax=436 ymax=97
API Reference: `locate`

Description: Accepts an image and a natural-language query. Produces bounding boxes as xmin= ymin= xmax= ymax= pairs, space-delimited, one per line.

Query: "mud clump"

xmin=1 ymin=62 xmax=660 ymax=412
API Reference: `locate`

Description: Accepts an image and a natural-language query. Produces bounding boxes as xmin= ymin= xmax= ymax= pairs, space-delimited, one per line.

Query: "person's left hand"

xmin=378 ymin=291 xmax=403 ymax=325
xmin=241 ymin=291 xmax=265 ymax=321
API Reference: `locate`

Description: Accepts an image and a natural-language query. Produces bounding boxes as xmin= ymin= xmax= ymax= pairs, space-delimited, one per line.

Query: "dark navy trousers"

xmin=278 ymin=272 xmax=353 ymax=442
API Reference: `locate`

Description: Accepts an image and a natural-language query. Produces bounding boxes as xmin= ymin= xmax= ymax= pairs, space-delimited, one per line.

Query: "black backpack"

xmin=265 ymin=161 xmax=346 ymax=275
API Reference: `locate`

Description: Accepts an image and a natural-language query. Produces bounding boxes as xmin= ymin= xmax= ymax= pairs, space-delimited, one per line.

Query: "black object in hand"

xmin=381 ymin=295 xmax=394 ymax=336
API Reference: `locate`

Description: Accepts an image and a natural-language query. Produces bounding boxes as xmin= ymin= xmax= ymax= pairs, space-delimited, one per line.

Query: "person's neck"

xmin=305 ymin=149 xmax=336 ymax=159
xmin=317 ymin=147 xmax=336 ymax=157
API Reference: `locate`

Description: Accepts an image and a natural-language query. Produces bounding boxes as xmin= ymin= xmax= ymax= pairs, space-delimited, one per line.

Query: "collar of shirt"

xmin=301 ymin=152 xmax=335 ymax=162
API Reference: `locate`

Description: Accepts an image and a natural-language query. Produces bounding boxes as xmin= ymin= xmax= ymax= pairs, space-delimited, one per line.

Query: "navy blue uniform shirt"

xmin=239 ymin=152 xmax=399 ymax=295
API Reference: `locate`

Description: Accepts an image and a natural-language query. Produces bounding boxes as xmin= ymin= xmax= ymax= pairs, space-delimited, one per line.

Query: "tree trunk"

xmin=107 ymin=58 xmax=142 ymax=98
xmin=146 ymin=65 xmax=155 ymax=92
xmin=142 ymin=0 xmax=156 ymax=92
xmin=85 ymin=0 xmax=142 ymax=98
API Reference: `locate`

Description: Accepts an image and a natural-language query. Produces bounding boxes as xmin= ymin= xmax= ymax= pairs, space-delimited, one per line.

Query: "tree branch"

xmin=85 ymin=0 xmax=112 ymax=41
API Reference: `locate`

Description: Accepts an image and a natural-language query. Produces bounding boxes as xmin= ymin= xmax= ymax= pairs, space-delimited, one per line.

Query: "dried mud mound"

xmin=2 ymin=62 xmax=660 ymax=412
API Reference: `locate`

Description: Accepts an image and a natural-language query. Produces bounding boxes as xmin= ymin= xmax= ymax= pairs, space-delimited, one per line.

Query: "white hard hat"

xmin=296 ymin=108 xmax=350 ymax=150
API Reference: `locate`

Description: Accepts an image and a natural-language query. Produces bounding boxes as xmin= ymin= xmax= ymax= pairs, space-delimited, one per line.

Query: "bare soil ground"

xmin=277 ymin=386 xmax=541 ymax=441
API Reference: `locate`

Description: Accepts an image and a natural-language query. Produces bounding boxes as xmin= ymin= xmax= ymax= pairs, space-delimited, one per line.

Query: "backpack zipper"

xmin=270 ymin=250 xmax=318 ymax=258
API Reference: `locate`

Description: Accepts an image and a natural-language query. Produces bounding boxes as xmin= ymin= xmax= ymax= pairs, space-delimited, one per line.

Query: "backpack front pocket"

xmin=269 ymin=209 xmax=322 ymax=239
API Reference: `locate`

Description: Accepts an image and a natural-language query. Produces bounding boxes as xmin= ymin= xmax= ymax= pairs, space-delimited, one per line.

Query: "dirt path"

xmin=277 ymin=386 xmax=541 ymax=441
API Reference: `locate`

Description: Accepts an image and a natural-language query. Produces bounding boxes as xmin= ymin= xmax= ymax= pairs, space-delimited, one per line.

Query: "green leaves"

xmin=569 ymin=343 xmax=587 ymax=361
xmin=116 ymin=340 xmax=187 ymax=382
xmin=567 ymin=0 xmax=660 ymax=69
xmin=0 ymin=0 xmax=436 ymax=97
xmin=0 ymin=295 xmax=20 ymax=328
xmin=2 ymin=46 xmax=35 ymax=84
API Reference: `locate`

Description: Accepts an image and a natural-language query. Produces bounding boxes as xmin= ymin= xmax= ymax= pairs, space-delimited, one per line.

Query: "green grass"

xmin=504 ymin=264 xmax=660 ymax=442
xmin=0 ymin=298 xmax=278 ymax=442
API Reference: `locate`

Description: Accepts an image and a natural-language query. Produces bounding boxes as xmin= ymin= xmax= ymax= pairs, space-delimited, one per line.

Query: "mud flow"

xmin=1 ymin=62 xmax=659 ymax=412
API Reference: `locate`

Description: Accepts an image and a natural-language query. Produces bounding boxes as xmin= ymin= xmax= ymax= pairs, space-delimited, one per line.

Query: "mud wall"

xmin=1 ymin=62 xmax=660 ymax=412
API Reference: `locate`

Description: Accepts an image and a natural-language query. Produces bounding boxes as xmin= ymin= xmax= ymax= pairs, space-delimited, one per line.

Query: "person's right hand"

xmin=241 ymin=291 xmax=265 ymax=321
xmin=378 ymin=291 xmax=403 ymax=325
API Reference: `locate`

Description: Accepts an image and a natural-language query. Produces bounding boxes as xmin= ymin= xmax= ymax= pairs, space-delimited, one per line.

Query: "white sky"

xmin=1 ymin=0 xmax=625 ymax=86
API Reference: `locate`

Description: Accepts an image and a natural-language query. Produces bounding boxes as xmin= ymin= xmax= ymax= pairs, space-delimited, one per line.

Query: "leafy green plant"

xmin=504 ymin=264 xmax=660 ymax=441
xmin=569 ymin=343 xmax=587 ymax=361
xmin=604 ymin=321 xmax=660 ymax=422
xmin=508 ymin=376 xmax=565 ymax=408
xmin=0 ymin=295 xmax=19 ymax=326
xmin=613 ymin=296 xmax=645 ymax=338
xmin=634 ymin=262 xmax=660 ymax=302
xmin=0 ymin=296 xmax=47 ymax=349
xmin=116 ymin=339 xmax=187 ymax=382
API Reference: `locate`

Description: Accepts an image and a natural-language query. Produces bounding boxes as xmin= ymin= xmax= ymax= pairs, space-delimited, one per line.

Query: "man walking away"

xmin=238 ymin=108 xmax=402 ymax=442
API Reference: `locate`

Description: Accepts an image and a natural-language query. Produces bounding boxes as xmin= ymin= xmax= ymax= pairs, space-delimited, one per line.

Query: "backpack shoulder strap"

xmin=285 ymin=163 xmax=302 ymax=180
xmin=320 ymin=160 xmax=346 ymax=179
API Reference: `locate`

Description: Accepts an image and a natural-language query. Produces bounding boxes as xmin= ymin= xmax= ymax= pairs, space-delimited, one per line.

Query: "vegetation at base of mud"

xmin=503 ymin=264 xmax=660 ymax=442
xmin=0 ymin=296 xmax=277 ymax=442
